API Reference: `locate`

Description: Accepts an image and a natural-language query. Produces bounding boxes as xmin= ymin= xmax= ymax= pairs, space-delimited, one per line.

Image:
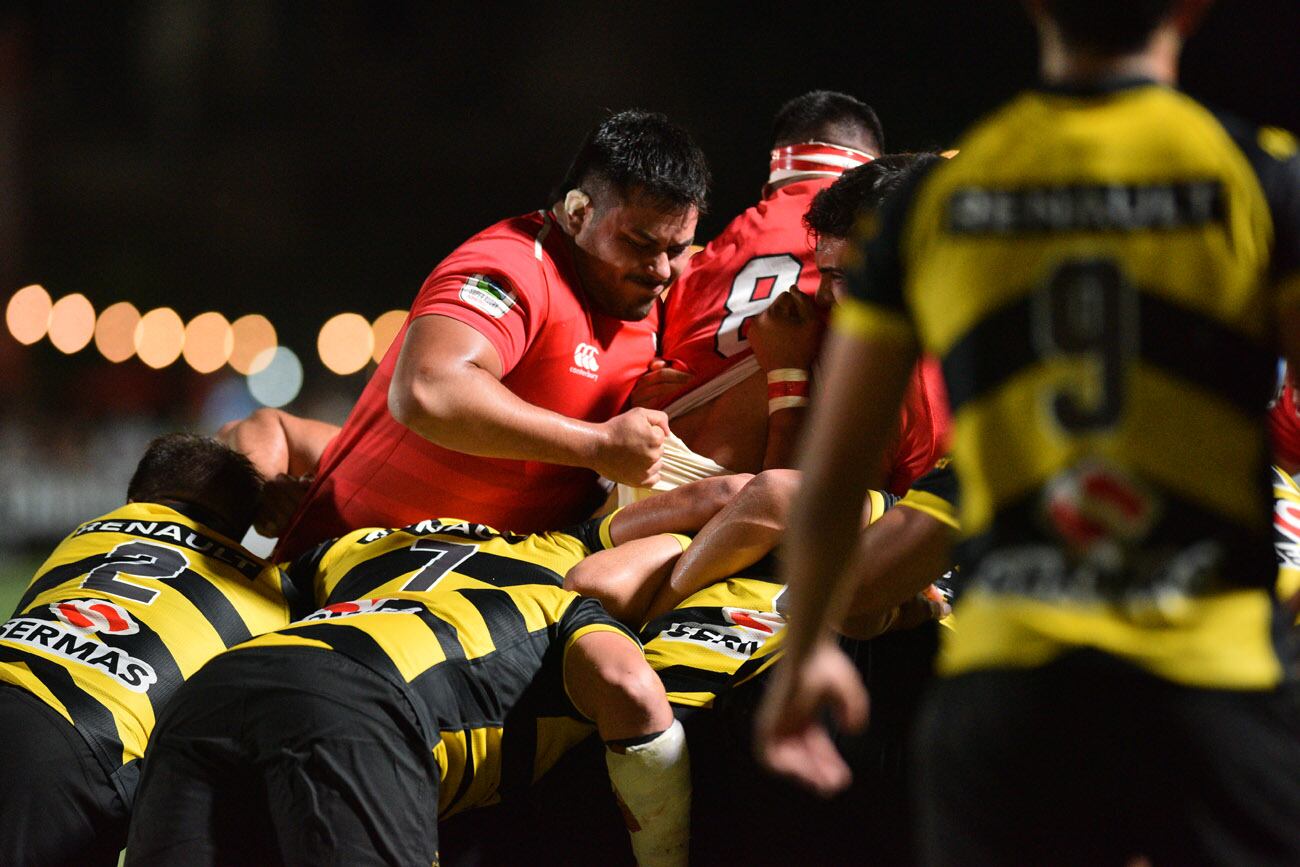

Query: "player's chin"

xmin=613 ymin=292 xmax=660 ymax=321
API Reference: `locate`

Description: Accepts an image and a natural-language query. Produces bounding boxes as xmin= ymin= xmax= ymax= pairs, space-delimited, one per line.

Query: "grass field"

xmin=0 ymin=554 xmax=43 ymax=616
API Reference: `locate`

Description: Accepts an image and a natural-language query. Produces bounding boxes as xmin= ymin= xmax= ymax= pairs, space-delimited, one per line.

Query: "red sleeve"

xmin=409 ymin=228 xmax=545 ymax=376
xmin=1271 ymin=377 xmax=1300 ymax=470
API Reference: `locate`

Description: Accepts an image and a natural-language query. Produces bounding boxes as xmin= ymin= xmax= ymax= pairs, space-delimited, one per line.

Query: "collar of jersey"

xmin=1036 ymin=74 xmax=1160 ymax=98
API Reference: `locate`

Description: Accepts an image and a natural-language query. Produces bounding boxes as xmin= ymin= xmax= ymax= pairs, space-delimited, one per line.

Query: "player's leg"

xmin=0 ymin=684 xmax=127 ymax=867
xmin=564 ymin=629 xmax=689 ymax=867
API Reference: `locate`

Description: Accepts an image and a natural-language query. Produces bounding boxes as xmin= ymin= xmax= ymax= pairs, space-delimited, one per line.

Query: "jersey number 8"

xmin=715 ymin=254 xmax=803 ymax=358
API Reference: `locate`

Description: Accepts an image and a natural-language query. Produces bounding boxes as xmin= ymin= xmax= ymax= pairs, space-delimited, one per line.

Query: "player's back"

xmin=885 ymin=79 xmax=1299 ymax=687
xmin=0 ymin=503 xmax=295 ymax=778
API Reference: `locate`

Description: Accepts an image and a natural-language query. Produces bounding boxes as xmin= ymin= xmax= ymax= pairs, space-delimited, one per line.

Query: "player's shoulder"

xmin=433 ymin=212 xmax=552 ymax=284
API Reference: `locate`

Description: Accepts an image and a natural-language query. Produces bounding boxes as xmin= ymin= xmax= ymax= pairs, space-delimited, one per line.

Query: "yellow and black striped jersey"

xmin=234 ymin=582 xmax=633 ymax=819
xmin=1272 ymin=465 xmax=1300 ymax=610
xmin=286 ymin=514 xmax=616 ymax=608
xmin=840 ymin=78 xmax=1300 ymax=688
xmin=0 ymin=503 xmax=297 ymax=795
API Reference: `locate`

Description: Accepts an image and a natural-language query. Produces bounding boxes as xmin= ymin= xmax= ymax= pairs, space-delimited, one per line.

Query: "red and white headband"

xmin=768 ymin=141 xmax=874 ymax=185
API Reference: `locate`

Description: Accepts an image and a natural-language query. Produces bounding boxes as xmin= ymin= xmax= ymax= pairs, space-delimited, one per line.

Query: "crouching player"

xmin=125 ymin=478 xmax=747 ymax=867
xmin=0 ymin=434 xmax=299 ymax=865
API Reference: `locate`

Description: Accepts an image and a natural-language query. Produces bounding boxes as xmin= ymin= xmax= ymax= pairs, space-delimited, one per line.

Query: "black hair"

xmin=1041 ymin=0 xmax=1176 ymax=54
xmin=557 ymin=109 xmax=711 ymax=213
xmin=803 ymin=153 xmax=944 ymax=239
xmin=772 ymin=90 xmax=885 ymax=154
xmin=127 ymin=433 xmax=264 ymax=537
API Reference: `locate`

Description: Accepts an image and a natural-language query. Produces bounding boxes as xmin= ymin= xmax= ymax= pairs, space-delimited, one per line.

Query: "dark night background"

xmin=0 ymin=0 xmax=1297 ymax=554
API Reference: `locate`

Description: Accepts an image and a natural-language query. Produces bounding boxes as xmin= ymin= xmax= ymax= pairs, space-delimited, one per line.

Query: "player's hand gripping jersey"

xmin=0 ymin=503 xmax=296 ymax=792
xmin=277 ymin=211 xmax=659 ymax=556
xmin=842 ymin=80 xmax=1300 ymax=688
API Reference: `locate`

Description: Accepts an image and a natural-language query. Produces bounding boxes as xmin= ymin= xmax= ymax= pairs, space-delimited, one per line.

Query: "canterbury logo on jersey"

xmin=948 ymin=180 xmax=1223 ymax=235
xmin=73 ymin=518 xmax=262 ymax=579
xmin=303 ymin=597 xmax=426 ymax=621
xmin=657 ymin=607 xmax=785 ymax=660
xmin=0 ymin=603 xmax=157 ymax=692
xmin=570 ymin=342 xmax=600 ymax=380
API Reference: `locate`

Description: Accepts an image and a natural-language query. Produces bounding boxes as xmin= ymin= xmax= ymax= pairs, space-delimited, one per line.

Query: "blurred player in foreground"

xmin=757 ymin=0 xmax=1300 ymax=863
xmin=126 ymin=476 xmax=747 ymax=867
xmin=276 ymin=110 xmax=710 ymax=557
xmin=0 ymin=434 xmax=299 ymax=865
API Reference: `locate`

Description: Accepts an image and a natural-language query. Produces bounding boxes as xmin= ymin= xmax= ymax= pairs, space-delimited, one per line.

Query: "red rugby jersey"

xmin=276 ymin=211 xmax=658 ymax=558
xmin=1271 ymin=365 xmax=1300 ymax=470
xmin=658 ymin=179 xmax=830 ymax=394
xmin=656 ymin=179 xmax=950 ymax=493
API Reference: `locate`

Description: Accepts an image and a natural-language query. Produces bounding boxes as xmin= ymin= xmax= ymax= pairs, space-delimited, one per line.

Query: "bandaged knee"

xmin=605 ymin=719 xmax=690 ymax=867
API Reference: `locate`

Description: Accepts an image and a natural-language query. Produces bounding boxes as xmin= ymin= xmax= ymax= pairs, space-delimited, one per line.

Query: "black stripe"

xmin=459 ymin=589 xmax=531 ymax=651
xmin=496 ymin=715 xmax=539 ymax=804
xmin=277 ymin=622 xmax=406 ymax=684
xmin=15 ymin=555 xmax=106 ymax=614
xmin=956 ymin=486 xmax=1276 ymax=596
xmin=1138 ymin=293 xmax=1274 ymax=417
xmin=940 ymin=295 xmax=1035 ymax=413
xmin=448 ymin=730 xmax=478 ymax=813
xmin=0 ymin=646 xmax=126 ymax=780
xmin=640 ymin=605 xmax=738 ymax=643
xmin=166 ymin=570 xmax=253 ymax=648
xmin=655 ymin=664 xmax=733 ymax=697
xmin=413 ymin=609 xmax=467 ymax=662
xmin=941 ymin=292 xmax=1272 ymax=417
xmin=325 ymin=549 xmax=564 ymax=606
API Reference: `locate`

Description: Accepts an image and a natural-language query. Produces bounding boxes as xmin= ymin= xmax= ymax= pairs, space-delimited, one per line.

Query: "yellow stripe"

xmin=950 ymin=363 xmax=1266 ymax=539
xmin=598 ymin=511 xmax=620 ymax=551
xmin=234 ymin=633 xmax=333 ymax=652
xmin=831 ymin=297 xmax=916 ymax=345
xmin=897 ymin=489 xmax=960 ymax=530
xmin=938 ymin=588 xmax=1282 ymax=689
xmin=0 ymin=662 xmax=74 ymax=725
xmin=865 ymin=490 xmax=887 ymax=526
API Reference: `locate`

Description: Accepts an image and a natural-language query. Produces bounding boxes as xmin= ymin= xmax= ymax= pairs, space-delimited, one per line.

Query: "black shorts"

xmin=914 ymin=649 xmax=1300 ymax=867
xmin=0 ymin=683 xmax=128 ymax=867
xmin=125 ymin=647 xmax=439 ymax=867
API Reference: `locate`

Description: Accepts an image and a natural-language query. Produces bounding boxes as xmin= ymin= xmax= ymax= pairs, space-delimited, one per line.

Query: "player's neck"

xmin=1039 ymin=29 xmax=1179 ymax=88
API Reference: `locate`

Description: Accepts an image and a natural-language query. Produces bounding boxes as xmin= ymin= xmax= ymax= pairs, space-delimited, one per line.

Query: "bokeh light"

xmin=371 ymin=309 xmax=407 ymax=364
xmin=6 ymin=284 xmax=53 ymax=345
xmin=183 ymin=311 xmax=234 ymax=374
xmin=229 ymin=314 xmax=277 ymax=375
xmin=94 ymin=301 xmax=141 ymax=363
xmin=48 ymin=293 xmax=96 ymax=354
xmin=318 ymin=312 xmax=374 ymax=375
xmin=134 ymin=307 xmax=186 ymax=369
xmin=247 ymin=346 xmax=303 ymax=407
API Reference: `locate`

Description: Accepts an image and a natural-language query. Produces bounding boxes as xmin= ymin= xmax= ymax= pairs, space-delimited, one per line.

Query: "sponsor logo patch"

xmin=459 ymin=274 xmax=516 ymax=319
xmin=303 ymin=597 xmax=426 ymax=621
xmin=570 ymin=342 xmax=600 ymax=380
xmin=0 ymin=605 xmax=157 ymax=692
xmin=657 ymin=608 xmax=784 ymax=660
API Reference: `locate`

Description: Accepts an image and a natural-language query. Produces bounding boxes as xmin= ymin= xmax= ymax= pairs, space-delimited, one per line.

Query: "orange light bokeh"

xmin=183 ymin=311 xmax=234 ymax=374
xmin=229 ymin=314 xmax=277 ymax=375
xmin=370 ymin=309 xmax=407 ymax=364
xmin=94 ymin=301 xmax=141 ymax=363
xmin=134 ymin=307 xmax=186 ymax=369
xmin=318 ymin=312 xmax=374 ymax=375
xmin=5 ymin=284 xmax=53 ymax=345
xmin=48 ymin=293 xmax=96 ymax=354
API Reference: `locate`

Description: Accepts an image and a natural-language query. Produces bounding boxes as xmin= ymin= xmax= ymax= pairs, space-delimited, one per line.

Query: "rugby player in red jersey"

xmin=275 ymin=111 xmax=709 ymax=558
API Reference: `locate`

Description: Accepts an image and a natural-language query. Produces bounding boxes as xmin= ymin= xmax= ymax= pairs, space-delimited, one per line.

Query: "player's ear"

xmin=561 ymin=188 xmax=593 ymax=234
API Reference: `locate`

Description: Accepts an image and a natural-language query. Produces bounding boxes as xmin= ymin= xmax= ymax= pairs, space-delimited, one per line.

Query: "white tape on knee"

xmin=605 ymin=719 xmax=690 ymax=867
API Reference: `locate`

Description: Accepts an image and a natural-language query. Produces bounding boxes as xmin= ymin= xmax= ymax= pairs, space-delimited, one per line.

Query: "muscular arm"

xmin=389 ymin=315 xmax=668 ymax=486
xmin=217 ymin=408 xmax=339 ymax=479
xmin=838 ymin=505 xmax=955 ymax=638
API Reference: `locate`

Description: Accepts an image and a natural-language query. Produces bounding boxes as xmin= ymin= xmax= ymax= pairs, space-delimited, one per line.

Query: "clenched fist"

xmin=593 ymin=408 xmax=670 ymax=487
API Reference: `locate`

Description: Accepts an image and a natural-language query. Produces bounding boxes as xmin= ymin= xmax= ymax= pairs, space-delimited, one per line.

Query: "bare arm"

xmin=389 ymin=315 xmax=670 ymax=487
xmin=605 ymin=474 xmax=754 ymax=545
xmin=564 ymin=534 xmax=690 ymax=624
xmin=217 ymin=408 xmax=339 ymax=479
xmin=749 ymin=290 xmax=824 ymax=470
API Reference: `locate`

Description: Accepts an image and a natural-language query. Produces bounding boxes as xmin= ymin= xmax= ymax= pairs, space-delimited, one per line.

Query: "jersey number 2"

xmin=715 ymin=254 xmax=803 ymax=357
xmin=1032 ymin=259 xmax=1137 ymax=433
xmin=81 ymin=541 xmax=189 ymax=604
